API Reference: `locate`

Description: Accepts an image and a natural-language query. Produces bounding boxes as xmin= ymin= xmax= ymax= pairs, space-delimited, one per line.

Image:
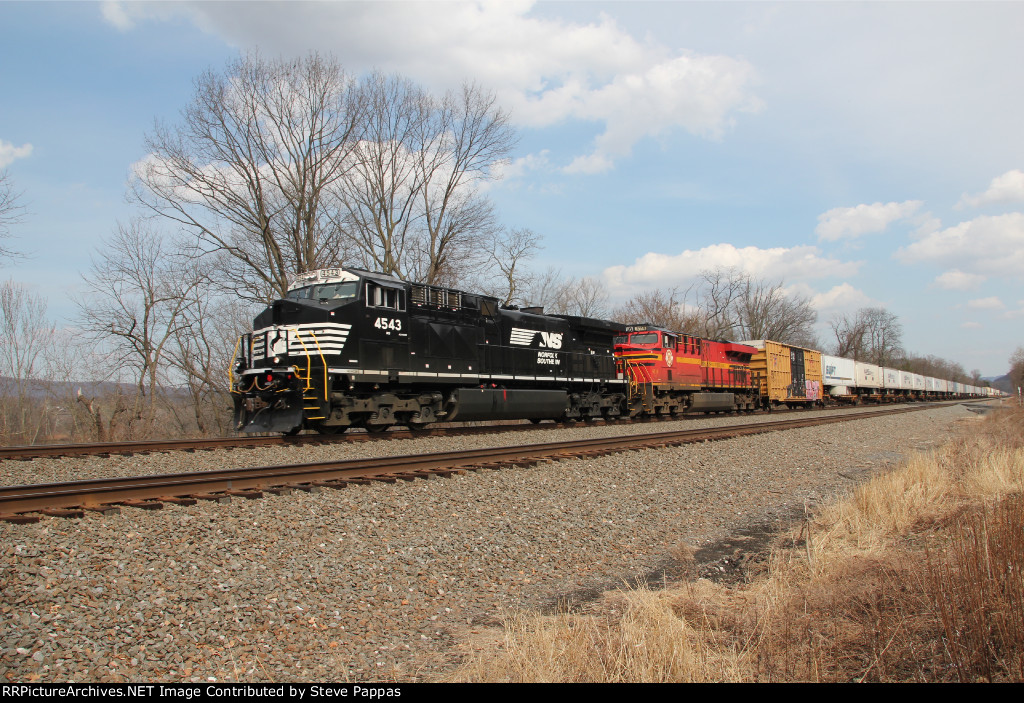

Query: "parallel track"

xmin=0 ymin=400 xmax=970 ymax=461
xmin=0 ymin=404 xmax=945 ymax=522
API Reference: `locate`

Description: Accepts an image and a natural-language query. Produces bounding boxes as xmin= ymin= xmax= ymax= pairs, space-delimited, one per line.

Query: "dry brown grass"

xmin=447 ymin=405 xmax=1024 ymax=682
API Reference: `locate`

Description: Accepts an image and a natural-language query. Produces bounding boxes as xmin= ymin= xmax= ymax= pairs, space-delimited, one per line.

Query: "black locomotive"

xmin=231 ymin=267 xmax=629 ymax=434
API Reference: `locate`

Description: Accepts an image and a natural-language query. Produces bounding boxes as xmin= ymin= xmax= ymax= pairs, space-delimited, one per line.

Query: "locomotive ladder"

xmin=292 ymin=331 xmax=330 ymax=421
xmin=621 ymin=357 xmax=655 ymax=414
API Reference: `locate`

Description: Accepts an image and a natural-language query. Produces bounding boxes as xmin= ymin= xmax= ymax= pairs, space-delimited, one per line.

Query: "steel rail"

xmin=0 ymin=404 xmax=939 ymax=520
xmin=0 ymin=400 xmax=973 ymax=461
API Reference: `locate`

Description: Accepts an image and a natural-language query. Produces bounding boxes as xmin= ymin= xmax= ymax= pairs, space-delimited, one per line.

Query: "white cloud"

xmin=815 ymin=200 xmax=923 ymax=242
xmin=967 ymin=297 xmax=1004 ymax=310
xmin=603 ymin=243 xmax=860 ymax=293
xmin=0 ymin=140 xmax=33 ymax=168
xmin=1005 ymin=302 xmax=1024 ymax=319
xmin=805 ymin=283 xmax=876 ymax=313
xmin=932 ymin=269 xmax=986 ymax=291
xmin=99 ymin=1 xmax=760 ymax=174
xmin=563 ymin=152 xmax=615 ymax=175
xmin=895 ymin=213 xmax=1024 ymax=278
xmin=100 ymin=1 xmax=135 ymax=30
xmin=956 ymin=169 xmax=1024 ymax=209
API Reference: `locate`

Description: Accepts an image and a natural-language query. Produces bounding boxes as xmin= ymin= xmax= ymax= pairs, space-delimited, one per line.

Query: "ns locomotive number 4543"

xmin=230 ymin=267 xmax=630 ymax=434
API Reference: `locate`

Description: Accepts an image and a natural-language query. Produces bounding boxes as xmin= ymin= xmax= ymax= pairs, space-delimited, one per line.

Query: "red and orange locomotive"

xmin=614 ymin=324 xmax=758 ymax=416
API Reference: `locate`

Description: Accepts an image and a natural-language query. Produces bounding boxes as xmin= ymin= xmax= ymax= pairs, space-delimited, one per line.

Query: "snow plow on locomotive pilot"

xmin=230 ymin=267 xmax=629 ymax=434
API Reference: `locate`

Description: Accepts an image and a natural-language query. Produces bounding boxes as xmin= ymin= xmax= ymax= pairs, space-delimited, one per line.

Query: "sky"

xmin=1 ymin=1 xmax=1022 ymax=376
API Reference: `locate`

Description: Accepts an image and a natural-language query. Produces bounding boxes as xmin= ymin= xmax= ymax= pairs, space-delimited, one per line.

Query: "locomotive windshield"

xmin=285 ymin=281 xmax=360 ymax=301
xmin=628 ymin=332 xmax=660 ymax=345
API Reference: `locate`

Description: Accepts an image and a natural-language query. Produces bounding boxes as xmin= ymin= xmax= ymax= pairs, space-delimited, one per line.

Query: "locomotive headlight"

xmin=273 ymin=356 xmax=282 ymax=364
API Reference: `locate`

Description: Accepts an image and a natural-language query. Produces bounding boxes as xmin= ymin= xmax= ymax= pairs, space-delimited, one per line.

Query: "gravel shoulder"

xmin=0 ymin=404 xmax=980 ymax=682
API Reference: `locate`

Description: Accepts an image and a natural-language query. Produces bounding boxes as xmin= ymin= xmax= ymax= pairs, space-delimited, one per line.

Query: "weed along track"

xmin=0 ymin=404 xmax=942 ymax=522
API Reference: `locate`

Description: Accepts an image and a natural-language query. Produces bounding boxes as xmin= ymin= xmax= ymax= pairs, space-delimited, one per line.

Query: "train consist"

xmin=230 ymin=267 xmax=996 ymax=434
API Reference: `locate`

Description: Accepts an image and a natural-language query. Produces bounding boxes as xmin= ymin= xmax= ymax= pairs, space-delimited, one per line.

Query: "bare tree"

xmin=76 ymin=220 xmax=208 ymax=437
xmin=336 ymin=73 xmax=428 ymax=278
xmin=411 ymin=82 xmax=514 ymax=285
xmin=860 ymin=307 xmax=903 ymax=367
xmin=902 ymin=353 xmax=968 ymax=382
xmin=483 ymin=227 xmax=542 ymax=306
xmin=560 ymin=276 xmax=610 ymax=318
xmin=612 ymin=287 xmax=700 ymax=331
xmin=688 ymin=267 xmax=817 ymax=344
xmin=830 ymin=307 xmax=903 ymax=365
xmin=829 ymin=310 xmax=869 ymax=358
xmin=131 ymin=52 xmax=364 ymax=302
xmin=521 ymin=267 xmax=570 ymax=312
xmin=0 ymin=281 xmax=57 ymax=443
xmin=339 ymin=76 xmax=515 ymax=286
xmin=166 ymin=290 xmax=256 ymax=435
xmin=733 ymin=275 xmax=817 ymax=344
xmin=696 ymin=267 xmax=745 ymax=339
xmin=1009 ymin=346 xmax=1024 ymax=394
xmin=0 ymin=169 xmax=27 ymax=262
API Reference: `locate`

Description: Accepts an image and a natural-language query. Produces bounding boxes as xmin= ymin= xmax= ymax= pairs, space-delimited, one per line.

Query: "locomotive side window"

xmin=630 ymin=332 xmax=659 ymax=345
xmin=366 ymin=282 xmax=405 ymax=311
xmin=480 ymin=298 xmax=498 ymax=317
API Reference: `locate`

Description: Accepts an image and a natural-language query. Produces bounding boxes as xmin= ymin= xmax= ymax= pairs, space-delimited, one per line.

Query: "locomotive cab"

xmin=232 ymin=267 xmax=415 ymax=434
xmin=614 ymin=325 xmax=702 ymax=390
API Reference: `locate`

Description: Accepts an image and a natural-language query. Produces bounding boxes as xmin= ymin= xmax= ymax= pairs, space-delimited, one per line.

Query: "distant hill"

xmin=0 ymin=377 xmax=192 ymax=401
xmin=990 ymin=374 xmax=1015 ymax=395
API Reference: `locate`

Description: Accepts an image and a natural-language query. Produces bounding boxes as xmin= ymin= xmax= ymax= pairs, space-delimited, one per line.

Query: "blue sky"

xmin=1 ymin=1 xmax=1022 ymax=376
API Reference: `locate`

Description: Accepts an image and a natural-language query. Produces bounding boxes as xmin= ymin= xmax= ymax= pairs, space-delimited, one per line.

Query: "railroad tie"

xmin=82 ymin=504 xmax=122 ymax=516
xmin=309 ymin=480 xmax=348 ymax=490
xmin=192 ymin=493 xmax=232 ymax=503
xmin=118 ymin=500 xmax=164 ymax=511
xmin=0 ymin=513 xmax=41 ymax=524
xmin=224 ymin=489 xmax=263 ymax=499
xmin=157 ymin=496 xmax=198 ymax=506
xmin=287 ymin=483 xmax=324 ymax=494
xmin=39 ymin=508 xmax=86 ymax=518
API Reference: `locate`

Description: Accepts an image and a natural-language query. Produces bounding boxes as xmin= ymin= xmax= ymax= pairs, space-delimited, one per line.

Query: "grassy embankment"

xmin=449 ymin=404 xmax=1024 ymax=682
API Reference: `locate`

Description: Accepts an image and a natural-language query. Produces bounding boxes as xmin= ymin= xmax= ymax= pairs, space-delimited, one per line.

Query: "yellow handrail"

xmin=228 ymin=335 xmax=242 ymax=394
xmin=292 ymin=330 xmax=330 ymax=402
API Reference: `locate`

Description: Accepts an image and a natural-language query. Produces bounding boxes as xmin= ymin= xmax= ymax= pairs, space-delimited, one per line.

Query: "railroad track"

xmin=0 ymin=400 xmax=968 ymax=461
xmin=0 ymin=404 xmax=946 ymax=523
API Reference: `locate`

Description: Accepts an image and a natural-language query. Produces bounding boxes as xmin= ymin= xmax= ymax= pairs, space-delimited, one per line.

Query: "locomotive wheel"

xmin=407 ymin=422 xmax=431 ymax=432
xmin=315 ymin=424 xmax=346 ymax=436
xmin=365 ymin=424 xmax=392 ymax=434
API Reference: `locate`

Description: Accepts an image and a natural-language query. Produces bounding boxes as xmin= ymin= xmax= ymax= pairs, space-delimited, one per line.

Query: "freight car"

xmin=230 ymin=267 xmax=628 ymax=434
xmin=741 ymin=339 xmax=824 ymax=409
